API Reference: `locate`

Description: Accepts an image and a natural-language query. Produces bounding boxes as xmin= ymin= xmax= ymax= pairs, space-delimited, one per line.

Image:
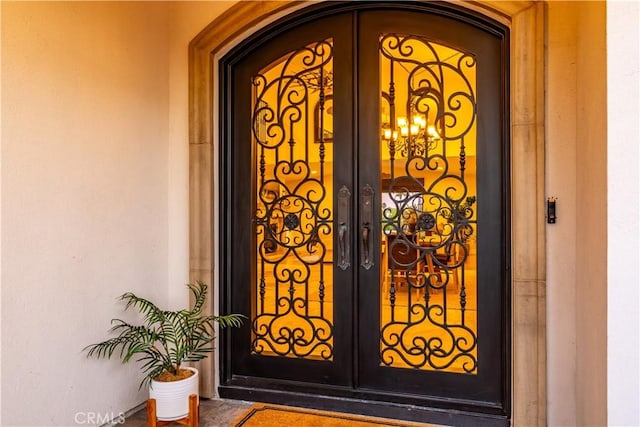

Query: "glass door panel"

xmin=378 ymin=34 xmax=478 ymax=374
xmin=252 ymin=39 xmax=335 ymax=361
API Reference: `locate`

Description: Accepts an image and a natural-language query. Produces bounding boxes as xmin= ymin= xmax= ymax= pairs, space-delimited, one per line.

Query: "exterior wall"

xmin=166 ymin=1 xmax=235 ymax=309
xmin=547 ymin=2 xmax=609 ymax=425
xmin=607 ymin=1 xmax=640 ymax=425
xmin=0 ymin=2 xmax=239 ymax=424
xmin=546 ymin=3 xmax=578 ymax=424
xmin=575 ymin=2 xmax=608 ymax=425
xmin=1 ymin=2 xmax=172 ymax=425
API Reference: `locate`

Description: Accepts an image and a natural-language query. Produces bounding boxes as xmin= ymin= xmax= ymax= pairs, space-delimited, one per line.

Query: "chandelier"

xmin=381 ymin=114 xmax=440 ymax=157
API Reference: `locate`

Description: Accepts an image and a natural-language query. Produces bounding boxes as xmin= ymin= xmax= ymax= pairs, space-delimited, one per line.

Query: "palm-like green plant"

xmin=84 ymin=281 xmax=244 ymax=389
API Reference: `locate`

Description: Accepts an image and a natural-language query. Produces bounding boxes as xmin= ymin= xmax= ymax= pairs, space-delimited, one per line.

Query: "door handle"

xmin=360 ymin=184 xmax=374 ymax=270
xmin=361 ymin=221 xmax=371 ymax=267
xmin=337 ymin=185 xmax=351 ymax=270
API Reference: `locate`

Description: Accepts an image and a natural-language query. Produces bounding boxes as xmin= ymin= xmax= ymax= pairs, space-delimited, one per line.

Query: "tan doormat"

xmin=233 ymin=404 xmax=437 ymax=426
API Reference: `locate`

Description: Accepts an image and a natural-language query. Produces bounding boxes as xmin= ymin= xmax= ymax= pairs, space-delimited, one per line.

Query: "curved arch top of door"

xmin=188 ymin=1 xmax=545 ymax=426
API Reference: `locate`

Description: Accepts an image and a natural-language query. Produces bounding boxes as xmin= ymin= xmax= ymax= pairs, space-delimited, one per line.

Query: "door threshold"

xmin=219 ymin=384 xmax=509 ymax=427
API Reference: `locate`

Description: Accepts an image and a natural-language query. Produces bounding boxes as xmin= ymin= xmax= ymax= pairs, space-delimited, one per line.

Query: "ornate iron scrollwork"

xmin=379 ymin=33 xmax=478 ymax=373
xmin=251 ymin=39 xmax=335 ymax=360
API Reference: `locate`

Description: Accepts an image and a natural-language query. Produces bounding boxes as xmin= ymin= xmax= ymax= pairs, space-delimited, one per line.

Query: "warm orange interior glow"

xmin=249 ymin=35 xmax=477 ymax=372
xmin=252 ymin=40 xmax=335 ymax=360
xmin=379 ymin=34 xmax=478 ymax=374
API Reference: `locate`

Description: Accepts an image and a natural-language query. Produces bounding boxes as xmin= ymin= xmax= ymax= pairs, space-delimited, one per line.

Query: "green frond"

xmin=187 ymin=281 xmax=207 ymax=315
xmin=213 ymin=313 xmax=247 ymax=328
xmin=120 ymin=292 xmax=165 ymax=325
xmin=84 ymin=282 xmax=244 ymax=388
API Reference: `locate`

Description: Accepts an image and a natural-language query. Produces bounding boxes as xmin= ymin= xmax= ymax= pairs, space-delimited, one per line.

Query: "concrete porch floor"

xmin=121 ymin=398 xmax=253 ymax=427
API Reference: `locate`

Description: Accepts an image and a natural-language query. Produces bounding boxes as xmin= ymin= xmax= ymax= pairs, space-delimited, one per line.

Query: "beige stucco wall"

xmin=546 ymin=3 xmax=578 ymax=424
xmin=1 ymin=2 xmax=173 ymax=425
xmin=575 ymin=2 xmax=608 ymax=425
xmin=547 ymin=2 xmax=608 ymax=425
xmin=547 ymin=2 xmax=640 ymax=424
xmin=0 ymin=2 xmax=236 ymax=425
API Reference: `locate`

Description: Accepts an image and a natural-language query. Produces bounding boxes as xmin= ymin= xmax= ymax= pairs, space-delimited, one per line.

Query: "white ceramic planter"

xmin=149 ymin=367 xmax=199 ymax=421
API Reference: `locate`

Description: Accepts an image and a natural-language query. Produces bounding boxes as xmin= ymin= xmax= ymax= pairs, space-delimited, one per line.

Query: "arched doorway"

xmin=189 ymin=1 xmax=546 ymax=426
xmin=218 ymin=3 xmax=508 ymax=425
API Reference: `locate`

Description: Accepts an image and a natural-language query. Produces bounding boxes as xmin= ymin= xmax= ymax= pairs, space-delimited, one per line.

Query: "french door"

xmin=220 ymin=3 xmax=510 ymax=425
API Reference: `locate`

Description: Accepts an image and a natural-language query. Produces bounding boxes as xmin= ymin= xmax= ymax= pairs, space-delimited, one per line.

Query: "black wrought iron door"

xmin=221 ymin=3 xmax=509 ymax=423
xmin=224 ymin=12 xmax=356 ymax=388
xmin=356 ymin=10 xmax=508 ymax=408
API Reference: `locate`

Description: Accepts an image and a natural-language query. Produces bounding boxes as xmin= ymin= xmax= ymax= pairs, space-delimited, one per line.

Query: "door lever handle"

xmin=361 ymin=222 xmax=371 ymax=266
xmin=360 ymin=184 xmax=374 ymax=270
xmin=339 ymin=222 xmax=348 ymax=265
xmin=337 ymin=185 xmax=351 ymax=270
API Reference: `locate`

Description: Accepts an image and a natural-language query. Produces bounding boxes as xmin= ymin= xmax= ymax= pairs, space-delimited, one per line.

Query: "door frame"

xmin=188 ymin=1 xmax=546 ymax=425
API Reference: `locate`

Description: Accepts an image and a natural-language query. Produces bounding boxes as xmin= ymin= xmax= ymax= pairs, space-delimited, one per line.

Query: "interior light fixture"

xmin=381 ymin=114 xmax=440 ymax=157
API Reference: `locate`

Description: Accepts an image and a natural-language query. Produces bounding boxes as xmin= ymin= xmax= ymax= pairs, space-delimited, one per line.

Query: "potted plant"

xmin=84 ymin=281 xmax=244 ymax=421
